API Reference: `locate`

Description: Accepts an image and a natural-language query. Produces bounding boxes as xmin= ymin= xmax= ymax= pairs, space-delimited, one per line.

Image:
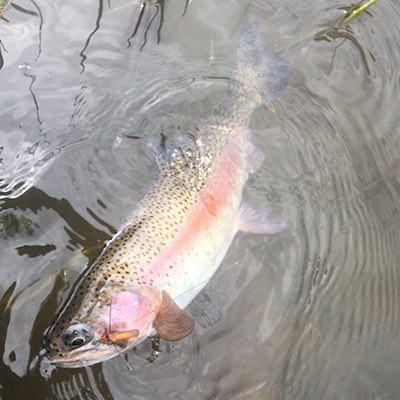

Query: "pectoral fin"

xmin=246 ymin=140 xmax=265 ymax=173
xmin=153 ymin=291 xmax=194 ymax=341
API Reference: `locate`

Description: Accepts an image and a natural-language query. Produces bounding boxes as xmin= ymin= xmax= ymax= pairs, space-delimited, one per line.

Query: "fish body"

xmin=42 ymin=23 xmax=287 ymax=368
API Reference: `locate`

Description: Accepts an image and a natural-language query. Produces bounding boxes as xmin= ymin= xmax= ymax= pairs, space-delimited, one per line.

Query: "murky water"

xmin=1 ymin=0 xmax=400 ymax=399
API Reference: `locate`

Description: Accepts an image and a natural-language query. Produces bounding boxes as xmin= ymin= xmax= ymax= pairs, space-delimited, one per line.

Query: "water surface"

xmin=1 ymin=0 xmax=400 ymax=399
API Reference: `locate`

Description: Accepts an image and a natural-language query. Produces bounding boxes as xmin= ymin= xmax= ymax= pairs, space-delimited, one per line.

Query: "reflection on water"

xmin=0 ymin=212 xmax=38 ymax=238
xmin=1 ymin=0 xmax=400 ymax=399
xmin=314 ymin=26 xmax=372 ymax=75
xmin=2 ymin=187 xmax=111 ymax=252
xmin=0 ymin=210 xmax=54 ymax=257
xmin=0 ymin=39 xmax=5 ymax=69
xmin=125 ymin=0 xmax=166 ymax=49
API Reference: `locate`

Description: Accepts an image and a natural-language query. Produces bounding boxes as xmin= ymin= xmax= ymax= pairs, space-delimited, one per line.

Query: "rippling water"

xmin=1 ymin=0 xmax=400 ymax=399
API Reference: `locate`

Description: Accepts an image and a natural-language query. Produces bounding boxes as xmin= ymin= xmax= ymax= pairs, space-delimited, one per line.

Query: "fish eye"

xmin=70 ymin=337 xmax=85 ymax=347
xmin=62 ymin=324 xmax=93 ymax=349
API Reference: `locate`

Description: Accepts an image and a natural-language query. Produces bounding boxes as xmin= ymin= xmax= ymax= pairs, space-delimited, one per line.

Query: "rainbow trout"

xmin=42 ymin=23 xmax=287 ymax=368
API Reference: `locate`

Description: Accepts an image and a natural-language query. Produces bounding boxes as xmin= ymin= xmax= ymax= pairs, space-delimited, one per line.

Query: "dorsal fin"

xmin=153 ymin=291 xmax=194 ymax=341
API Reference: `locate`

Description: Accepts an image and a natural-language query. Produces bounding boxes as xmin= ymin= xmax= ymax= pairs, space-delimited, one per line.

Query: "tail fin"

xmin=232 ymin=22 xmax=288 ymax=108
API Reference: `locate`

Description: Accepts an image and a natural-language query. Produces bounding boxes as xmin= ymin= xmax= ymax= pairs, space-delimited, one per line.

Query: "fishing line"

xmin=98 ymin=228 xmax=286 ymax=347
xmin=85 ymin=2 xmax=380 ymax=316
xmin=102 ymin=295 xmax=135 ymax=372
xmin=42 ymin=0 xmax=382 ymax=368
xmin=101 ymin=131 xmax=400 ymax=349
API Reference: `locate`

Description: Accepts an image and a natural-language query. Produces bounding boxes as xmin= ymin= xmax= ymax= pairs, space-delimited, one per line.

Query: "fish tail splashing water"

xmin=41 ymin=22 xmax=288 ymax=371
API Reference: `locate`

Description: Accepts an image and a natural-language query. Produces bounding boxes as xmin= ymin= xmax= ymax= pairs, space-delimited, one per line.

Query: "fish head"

xmin=41 ymin=288 xmax=159 ymax=368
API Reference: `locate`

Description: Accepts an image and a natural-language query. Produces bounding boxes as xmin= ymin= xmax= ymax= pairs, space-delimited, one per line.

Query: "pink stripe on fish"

xmin=148 ymin=131 xmax=245 ymax=275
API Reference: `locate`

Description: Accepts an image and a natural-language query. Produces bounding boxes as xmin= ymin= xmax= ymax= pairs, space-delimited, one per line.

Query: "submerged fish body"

xmin=42 ymin=23 xmax=288 ymax=368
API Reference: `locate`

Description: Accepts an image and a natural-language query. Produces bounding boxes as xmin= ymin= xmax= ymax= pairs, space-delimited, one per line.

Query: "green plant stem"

xmin=0 ymin=0 xmax=12 ymax=15
xmin=341 ymin=0 xmax=378 ymax=25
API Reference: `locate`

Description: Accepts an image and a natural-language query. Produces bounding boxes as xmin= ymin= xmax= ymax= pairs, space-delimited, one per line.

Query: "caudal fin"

xmin=233 ymin=22 xmax=288 ymax=108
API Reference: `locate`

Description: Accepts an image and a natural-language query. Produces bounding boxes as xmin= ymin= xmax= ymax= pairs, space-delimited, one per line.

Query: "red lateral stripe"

xmin=148 ymin=133 xmax=243 ymax=275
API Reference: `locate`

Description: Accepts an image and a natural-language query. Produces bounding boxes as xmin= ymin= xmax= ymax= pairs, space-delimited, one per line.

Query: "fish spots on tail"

xmin=234 ymin=21 xmax=288 ymax=108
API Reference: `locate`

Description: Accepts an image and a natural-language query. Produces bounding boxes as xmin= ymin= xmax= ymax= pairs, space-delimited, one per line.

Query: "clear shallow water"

xmin=1 ymin=0 xmax=400 ymax=399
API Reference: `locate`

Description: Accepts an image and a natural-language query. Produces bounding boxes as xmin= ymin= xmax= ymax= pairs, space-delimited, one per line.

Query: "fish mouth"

xmin=39 ymin=343 xmax=134 ymax=378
